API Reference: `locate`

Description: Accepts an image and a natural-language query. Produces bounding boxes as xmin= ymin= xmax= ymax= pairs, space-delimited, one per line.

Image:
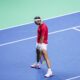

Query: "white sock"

xmin=48 ymin=68 xmax=52 ymax=72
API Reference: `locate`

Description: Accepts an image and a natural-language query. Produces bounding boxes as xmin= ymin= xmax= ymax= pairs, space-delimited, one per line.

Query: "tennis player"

xmin=31 ymin=16 xmax=53 ymax=77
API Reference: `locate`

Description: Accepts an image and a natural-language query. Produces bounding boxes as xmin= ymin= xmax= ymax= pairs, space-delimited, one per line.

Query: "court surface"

xmin=0 ymin=12 xmax=80 ymax=80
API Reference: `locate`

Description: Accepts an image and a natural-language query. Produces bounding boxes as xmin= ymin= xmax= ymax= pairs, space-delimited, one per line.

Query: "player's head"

xmin=34 ymin=16 xmax=42 ymax=25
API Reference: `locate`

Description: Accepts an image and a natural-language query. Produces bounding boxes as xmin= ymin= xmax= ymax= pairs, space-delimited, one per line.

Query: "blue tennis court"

xmin=0 ymin=12 xmax=80 ymax=80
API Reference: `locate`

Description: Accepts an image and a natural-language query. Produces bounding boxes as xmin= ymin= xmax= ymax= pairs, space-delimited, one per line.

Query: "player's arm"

xmin=40 ymin=36 xmax=44 ymax=43
xmin=40 ymin=27 xmax=45 ymax=43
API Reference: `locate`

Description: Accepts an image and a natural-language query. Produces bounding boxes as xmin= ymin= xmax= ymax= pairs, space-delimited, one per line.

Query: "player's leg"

xmin=41 ymin=44 xmax=53 ymax=77
xmin=31 ymin=44 xmax=41 ymax=69
xmin=42 ymin=49 xmax=53 ymax=77
xmin=42 ymin=49 xmax=51 ymax=68
xmin=36 ymin=48 xmax=41 ymax=63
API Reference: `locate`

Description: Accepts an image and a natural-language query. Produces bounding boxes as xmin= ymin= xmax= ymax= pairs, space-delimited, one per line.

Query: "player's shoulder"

xmin=41 ymin=23 xmax=48 ymax=31
xmin=42 ymin=22 xmax=47 ymax=26
xmin=42 ymin=23 xmax=48 ymax=28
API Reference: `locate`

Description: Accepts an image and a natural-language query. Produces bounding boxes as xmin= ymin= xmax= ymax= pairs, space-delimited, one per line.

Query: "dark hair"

xmin=34 ymin=16 xmax=41 ymax=19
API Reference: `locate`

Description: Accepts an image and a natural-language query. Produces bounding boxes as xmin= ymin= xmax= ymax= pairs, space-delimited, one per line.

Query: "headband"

xmin=34 ymin=19 xmax=41 ymax=21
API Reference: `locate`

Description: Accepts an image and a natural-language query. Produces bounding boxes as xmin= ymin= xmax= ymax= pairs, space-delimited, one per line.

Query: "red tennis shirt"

xmin=37 ymin=23 xmax=48 ymax=44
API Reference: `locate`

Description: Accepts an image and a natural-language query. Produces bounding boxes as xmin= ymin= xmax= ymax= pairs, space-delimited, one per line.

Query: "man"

xmin=31 ymin=16 xmax=53 ymax=77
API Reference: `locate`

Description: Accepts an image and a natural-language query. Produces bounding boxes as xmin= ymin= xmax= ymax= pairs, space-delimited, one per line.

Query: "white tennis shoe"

xmin=31 ymin=63 xmax=40 ymax=69
xmin=44 ymin=69 xmax=53 ymax=78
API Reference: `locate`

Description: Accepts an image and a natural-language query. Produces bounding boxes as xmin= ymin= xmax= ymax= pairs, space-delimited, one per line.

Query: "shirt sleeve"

xmin=41 ymin=26 xmax=46 ymax=37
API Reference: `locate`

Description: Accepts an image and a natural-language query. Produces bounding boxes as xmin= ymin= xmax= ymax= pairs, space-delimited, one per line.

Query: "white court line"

xmin=0 ymin=36 xmax=37 ymax=47
xmin=73 ymin=27 xmax=80 ymax=31
xmin=0 ymin=11 xmax=79 ymax=31
xmin=0 ymin=26 xmax=80 ymax=47
xmin=65 ymin=76 xmax=80 ymax=80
